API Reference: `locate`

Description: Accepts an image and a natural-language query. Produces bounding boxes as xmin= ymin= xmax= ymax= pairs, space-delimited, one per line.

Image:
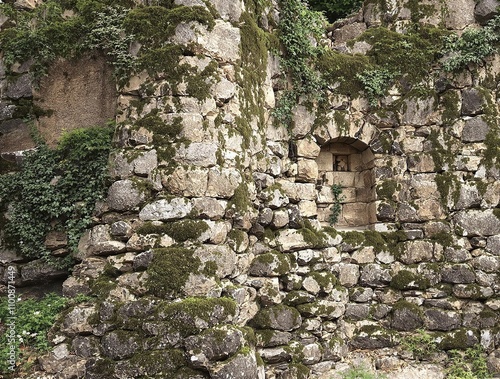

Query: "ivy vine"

xmin=329 ymin=184 xmax=345 ymax=225
xmin=0 ymin=126 xmax=113 ymax=268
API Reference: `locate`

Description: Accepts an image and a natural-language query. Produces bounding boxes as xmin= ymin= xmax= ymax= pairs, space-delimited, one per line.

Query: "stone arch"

xmin=316 ymin=137 xmax=376 ymax=229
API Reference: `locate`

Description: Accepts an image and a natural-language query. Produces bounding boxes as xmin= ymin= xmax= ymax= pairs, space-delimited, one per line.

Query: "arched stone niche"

xmin=316 ymin=137 xmax=376 ymax=229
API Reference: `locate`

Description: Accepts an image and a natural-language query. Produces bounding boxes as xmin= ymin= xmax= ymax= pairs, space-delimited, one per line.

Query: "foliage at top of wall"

xmin=307 ymin=0 xmax=363 ymax=23
xmin=0 ymin=1 xmax=215 ymax=86
xmin=274 ymin=0 xmax=326 ymax=126
xmin=0 ymin=126 xmax=113 ymax=268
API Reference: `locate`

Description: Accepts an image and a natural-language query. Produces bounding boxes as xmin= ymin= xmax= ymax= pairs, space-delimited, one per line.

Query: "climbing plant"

xmin=329 ymin=184 xmax=345 ymax=225
xmin=274 ymin=0 xmax=326 ymax=126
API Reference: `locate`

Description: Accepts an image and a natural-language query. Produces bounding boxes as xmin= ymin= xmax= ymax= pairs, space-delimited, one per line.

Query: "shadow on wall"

xmin=0 ymin=52 xmax=116 ymax=163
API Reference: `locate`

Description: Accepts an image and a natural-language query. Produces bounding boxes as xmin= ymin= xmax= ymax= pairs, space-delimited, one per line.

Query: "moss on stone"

xmin=298 ymin=219 xmax=328 ymax=248
xmin=429 ymin=231 xmax=455 ymax=248
xmin=316 ymin=50 xmax=371 ymax=96
xmin=283 ymin=291 xmax=312 ymax=306
xmin=155 ymin=297 xmax=237 ymax=337
xmin=124 ymin=5 xmax=214 ymax=46
xmin=296 ymin=301 xmax=337 ymax=318
xmin=308 ymin=271 xmax=337 ymax=290
xmin=406 ymin=0 xmax=439 ymax=23
xmin=251 ymin=305 xmax=301 ymax=330
xmin=342 ymin=231 xmax=366 ymax=247
xmin=390 ymin=270 xmax=430 ymax=290
xmin=493 ymin=208 xmax=500 ymax=220
xmin=441 ymin=90 xmax=460 ymax=126
xmin=437 ymin=328 xmax=477 ymax=350
xmin=88 ymin=357 xmax=116 ymax=377
xmin=357 ymin=25 xmax=445 ymax=88
xmin=393 ymin=299 xmax=423 ymax=317
xmin=474 ymin=180 xmax=488 ymax=196
xmin=228 ymin=229 xmax=247 ymax=251
xmin=288 ymin=363 xmax=310 ymax=379
xmin=376 ymin=179 xmax=399 ymax=201
xmin=137 ymin=219 xmax=209 ymax=242
xmin=228 ymin=182 xmax=250 ymax=213
xmin=90 ymin=274 xmax=118 ymax=299
xmin=436 ymin=172 xmax=461 ymax=208
xmin=253 ymin=251 xmax=292 ymax=275
xmin=234 ymin=11 xmax=268 ymax=148
xmin=146 ymin=247 xmax=201 ymax=298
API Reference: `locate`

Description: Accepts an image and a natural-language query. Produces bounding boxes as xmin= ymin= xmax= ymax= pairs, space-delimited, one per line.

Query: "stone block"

xmin=298 ymin=200 xmax=317 ymax=217
xmin=316 ymin=150 xmax=334 ymax=172
xmin=338 ymin=264 xmax=360 ymax=287
xmin=355 ymin=170 xmax=375 ymax=188
xmin=330 ymin=171 xmax=356 ymax=187
xmin=356 ymin=187 xmax=375 ymax=202
xmin=414 ymin=198 xmax=445 ymax=220
xmin=402 ymin=96 xmax=436 ymax=126
xmin=206 ymin=167 xmax=241 ymax=198
xmin=399 ymin=240 xmax=434 ymax=264
xmin=462 ymin=115 xmax=490 ymax=142
xmin=445 ymin=0 xmax=476 ymax=29
xmin=317 ymin=186 xmax=334 ymax=204
xmin=453 ymin=209 xmax=500 ymax=236
xmin=461 ymin=88 xmax=484 ymax=115
xmin=292 ymin=105 xmax=315 ymax=138
xmin=475 ymin=0 xmax=500 ymax=24
xmin=407 ymin=153 xmax=436 ymax=173
xmin=107 ymin=180 xmax=146 ymax=211
xmin=296 ymin=138 xmax=320 ymax=158
xmin=296 ymin=159 xmax=318 ymax=183
xmin=295 ymin=183 xmax=316 ymax=200
xmin=342 ymin=203 xmax=370 ymax=226
xmin=198 ymin=20 xmax=241 ymax=62
xmin=176 ymin=142 xmax=218 ymax=167
xmin=348 ymin=153 xmax=363 ymax=171
xmin=139 ymin=198 xmax=192 ymax=221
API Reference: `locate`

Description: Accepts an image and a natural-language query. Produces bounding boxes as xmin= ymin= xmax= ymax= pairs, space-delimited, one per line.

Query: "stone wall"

xmin=1 ymin=0 xmax=500 ymax=378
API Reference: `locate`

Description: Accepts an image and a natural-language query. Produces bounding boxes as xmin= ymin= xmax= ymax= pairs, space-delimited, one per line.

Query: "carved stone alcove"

xmin=316 ymin=137 xmax=376 ymax=229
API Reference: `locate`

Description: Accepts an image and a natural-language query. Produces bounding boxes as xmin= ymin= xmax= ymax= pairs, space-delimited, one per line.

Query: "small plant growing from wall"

xmin=356 ymin=68 xmax=396 ymax=106
xmin=340 ymin=366 xmax=386 ymax=379
xmin=329 ymin=184 xmax=345 ymax=225
xmin=401 ymin=329 xmax=439 ymax=361
xmin=446 ymin=346 xmax=492 ymax=379
xmin=442 ymin=15 xmax=500 ymax=71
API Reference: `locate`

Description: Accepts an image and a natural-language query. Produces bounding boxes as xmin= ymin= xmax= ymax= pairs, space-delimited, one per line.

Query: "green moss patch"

xmin=155 ymin=297 xmax=237 ymax=337
xmin=316 ymin=50 xmax=371 ymax=96
xmin=137 ymin=219 xmax=209 ymax=242
xmin=124 ymin=5 xmax=214 ymax=46
xmin=437 ymin=328 xmax=479 ymax=350
xmin=390 ymin=270 xmax=430 ymax=290
xmin=146 ymin=248 xmax=201 ymax=298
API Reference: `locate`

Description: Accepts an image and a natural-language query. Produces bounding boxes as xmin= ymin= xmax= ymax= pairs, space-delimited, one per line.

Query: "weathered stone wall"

xmin=1 ymin=0 xmax=500 ymax=378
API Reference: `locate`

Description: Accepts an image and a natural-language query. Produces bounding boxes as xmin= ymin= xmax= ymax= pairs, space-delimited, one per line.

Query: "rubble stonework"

xmin=1 ymin=0 xmax=500 ymax=378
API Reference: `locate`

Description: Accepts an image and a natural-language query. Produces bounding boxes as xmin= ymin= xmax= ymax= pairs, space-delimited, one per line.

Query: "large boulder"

xmin=475 ymin=0 xmax=500 ymax=24
xmin=107 ymin=179 xmax=146 ymax=211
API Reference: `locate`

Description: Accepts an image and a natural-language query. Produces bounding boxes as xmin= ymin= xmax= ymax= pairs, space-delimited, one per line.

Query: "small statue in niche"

xmin=334 ymin=155 xmax=348 ymax=171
